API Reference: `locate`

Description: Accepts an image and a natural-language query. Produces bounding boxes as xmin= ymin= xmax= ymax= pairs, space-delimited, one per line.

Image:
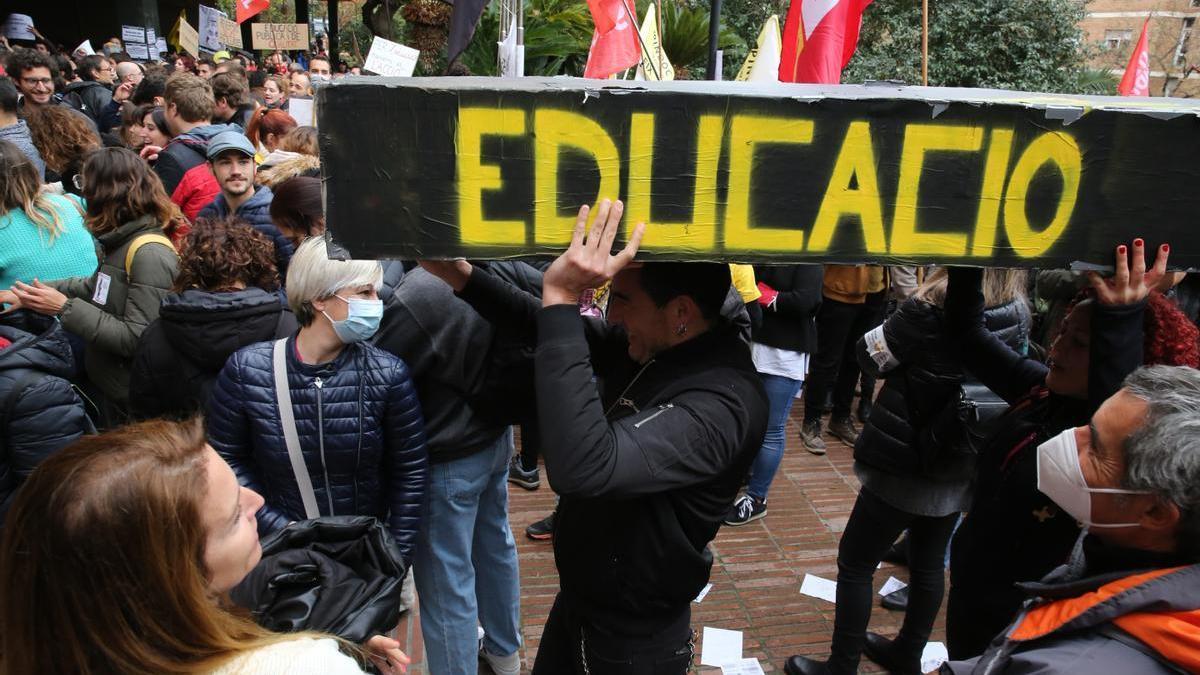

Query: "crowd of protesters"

xmin=1 ymin=24 xmax=1200 ymax=675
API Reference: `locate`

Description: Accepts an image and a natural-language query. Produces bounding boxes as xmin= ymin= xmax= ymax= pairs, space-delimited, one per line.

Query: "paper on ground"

xmin=721 ymin=657 xmax=766 ymax=675
xmin=693 ymin=582 xmax=713 ymax=603
xmin=700 ymin=627 xmax=743 ymax=667
xmin=799 ymin=573 xmax=838 ymax=603
xmin=922 ymin=641 xmax=949 ymax=672
xmin=879 ymin=576 xmax=907 ymax=596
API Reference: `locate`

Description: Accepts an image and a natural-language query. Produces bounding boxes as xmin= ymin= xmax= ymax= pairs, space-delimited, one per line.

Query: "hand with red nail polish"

xmin=1087 ymin=239 xmax=1171 ymax=306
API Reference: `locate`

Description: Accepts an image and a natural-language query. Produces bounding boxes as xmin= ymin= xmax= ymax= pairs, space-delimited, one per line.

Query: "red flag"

xmin=584 ymin=0 xmax=641 ymax=78
xmin=779 ymin=0 xmax=873 ymax=83
xmin=1118 ymin=20 xmax=1151 ymax=96
xmin=237 ymin=0 xmax=270 ymax=24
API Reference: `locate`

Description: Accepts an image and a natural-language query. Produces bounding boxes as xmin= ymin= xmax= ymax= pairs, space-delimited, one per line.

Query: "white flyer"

xmin=92 ymin=273 xmax=112 ymax=305
xmin=799 ymin=573 xmax=838 ymax=603
xmin=700 ymin=627 xmax=743 ymax=667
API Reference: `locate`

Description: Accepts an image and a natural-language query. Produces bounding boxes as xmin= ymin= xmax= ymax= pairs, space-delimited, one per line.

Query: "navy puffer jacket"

xmin=206 ymin=335 xmax=428 ymax=560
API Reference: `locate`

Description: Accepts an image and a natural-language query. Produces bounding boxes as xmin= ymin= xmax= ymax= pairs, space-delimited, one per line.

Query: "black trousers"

xmin=519 ymin=421 xmax=540 ymax=471
xmin=803 ymin=292 xmax=887 ymax=423
xmin=532 ymin=594 xmax=694 ymax=675
xmin=828 ymin=488 xmax=959 ymax=674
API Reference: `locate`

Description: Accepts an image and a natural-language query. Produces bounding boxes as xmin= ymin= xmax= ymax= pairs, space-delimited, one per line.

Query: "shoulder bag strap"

xmin=273 ymin=338 xmax=321 ymax=519
xmin=124 ymin=233 xmax=177 ymax=279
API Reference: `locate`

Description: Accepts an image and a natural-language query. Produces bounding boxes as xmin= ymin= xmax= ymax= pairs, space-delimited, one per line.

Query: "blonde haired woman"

xmin=0 ymin=418 xmax=410 ymax=674
xmin=0 ymin=139 xmax=96 ymax=291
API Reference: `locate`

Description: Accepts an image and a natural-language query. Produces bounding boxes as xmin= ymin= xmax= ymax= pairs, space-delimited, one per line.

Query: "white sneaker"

xmin=480 ymin=647 xmax=521 ymax=675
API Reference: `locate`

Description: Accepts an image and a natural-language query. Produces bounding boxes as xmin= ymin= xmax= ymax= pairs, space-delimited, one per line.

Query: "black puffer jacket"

xmin=0 ymin=312 xmax=91 ymax=523
xmin=206 ymin=336 xmax=428 ymax=560
xmin=854 ymin=297 xmax=1029 ymax=480
xmin=129 ymin=288 xmax=297 ymax=420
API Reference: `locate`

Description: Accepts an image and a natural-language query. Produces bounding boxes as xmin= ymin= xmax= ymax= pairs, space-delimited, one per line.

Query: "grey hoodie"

xmin=0 ymin=119 xmax=46 ymax=180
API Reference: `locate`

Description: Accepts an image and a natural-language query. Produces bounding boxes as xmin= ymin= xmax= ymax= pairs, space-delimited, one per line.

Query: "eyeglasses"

xmin=20 ymin=77 xmax=53 ymax=87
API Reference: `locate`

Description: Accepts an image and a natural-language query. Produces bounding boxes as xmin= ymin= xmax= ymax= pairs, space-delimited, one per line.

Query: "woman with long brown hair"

xmin=0 ymin=417 xmax=410 ymax=674
xmin=245 ymin=107 xmax=296 ymax=155
xmin=0 ymin=140 xmax=96 ymax=291
xmin=22 ymin=103 xmax=102 ymax=193
xmin=0 ymin=148 xmax=180 ymax=426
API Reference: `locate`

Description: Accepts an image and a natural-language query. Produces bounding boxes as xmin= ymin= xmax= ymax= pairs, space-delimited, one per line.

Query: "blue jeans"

xmin=413 ymin=429 xmax=522 ymax=674
xmin=747 ymin=373 xmax=804 ymax=501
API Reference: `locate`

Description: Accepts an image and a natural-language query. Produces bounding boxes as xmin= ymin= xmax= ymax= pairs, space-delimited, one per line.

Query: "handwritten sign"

xmin=127 ymin=43 xmax=150 ymax=60
xmin=146 ymin=27 xmax=157 ymax=45
xmin=179 ymin=18 xmax=200 ymax=57
xmin=251 ymin=23 xmax=309 ymax=51
xmin=363 ymin=35 xmax=419 ymax=77
xmin=2 ymin=14 xmax=36 ymax=41
xmin=320 ymin=77 xmax=1200 ymax=268
xmin=217 ymin=15 xmax=243 ymax=48
xmin=122 ymin=25 xmax=147 ymax=45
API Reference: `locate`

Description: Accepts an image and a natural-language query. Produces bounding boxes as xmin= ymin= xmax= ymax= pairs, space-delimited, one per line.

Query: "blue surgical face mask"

xmin=322 ymin=294 xmax=383 ymax=343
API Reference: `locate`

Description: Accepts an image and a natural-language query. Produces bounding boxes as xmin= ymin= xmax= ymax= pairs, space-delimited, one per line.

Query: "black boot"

xmin=784 ymin=655 xmax=831 ymax=675
xmin=863 ymin=632 xmax=921 ymax=675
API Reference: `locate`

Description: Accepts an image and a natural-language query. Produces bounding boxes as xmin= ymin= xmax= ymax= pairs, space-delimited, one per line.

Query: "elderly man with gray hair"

xmin=943 ymin=365 xmax=1200 ymax=675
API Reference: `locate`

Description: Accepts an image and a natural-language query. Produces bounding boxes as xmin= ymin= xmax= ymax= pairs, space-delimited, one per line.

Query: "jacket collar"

xmin=96 ymin=214 xmax=162 ymax=250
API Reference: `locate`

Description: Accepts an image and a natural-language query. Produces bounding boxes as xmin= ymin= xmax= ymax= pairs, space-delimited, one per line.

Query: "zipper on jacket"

xmin=604 ymin=359 xmax=655 ymax=417
xmin=314 ymin=376 xmax=336 ymax=516
xmin=633 ymin=403 xmax=674 ymax=429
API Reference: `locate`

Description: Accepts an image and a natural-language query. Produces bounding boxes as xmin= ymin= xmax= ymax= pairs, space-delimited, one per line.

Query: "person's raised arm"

xmin=1084 ymin=239 xmax=1168 ymax=410
xmin=944 ymin=267 xmax=1047 ymax=403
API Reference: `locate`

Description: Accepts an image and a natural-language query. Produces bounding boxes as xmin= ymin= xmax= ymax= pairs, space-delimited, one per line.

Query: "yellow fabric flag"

xmin=735 ymin=15 xmax=782 ymax=82
xmin=634 ymin=3 xmax=674 ymax=81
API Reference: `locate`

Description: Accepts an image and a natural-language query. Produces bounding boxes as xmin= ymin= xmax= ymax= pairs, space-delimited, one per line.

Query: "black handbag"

xmin=230 ymin=516 xmax=408 ymax=644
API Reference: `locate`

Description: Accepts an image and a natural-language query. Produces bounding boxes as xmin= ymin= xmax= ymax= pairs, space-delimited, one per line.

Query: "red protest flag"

xmin=237 ymin=0 xmax=270 ymax=24
xmin=779 ymin=0 xmax=873 ymax=84
xmin=1118 ymin=20 xmax=1151 ymax=96
xmin=584 ymin=0 xmax=641 ymax=79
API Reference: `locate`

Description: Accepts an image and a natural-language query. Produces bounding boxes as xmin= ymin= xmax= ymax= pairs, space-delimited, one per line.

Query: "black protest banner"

xmin=317 ymin=77 xmax=1200 ymax=268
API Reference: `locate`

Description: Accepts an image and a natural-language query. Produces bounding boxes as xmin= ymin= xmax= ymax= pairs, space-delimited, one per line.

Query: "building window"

xmin=1106 ymin=29 xmax=1133 ymax=49
xmin=1176 ymin=18 xmax=1196 ymax=65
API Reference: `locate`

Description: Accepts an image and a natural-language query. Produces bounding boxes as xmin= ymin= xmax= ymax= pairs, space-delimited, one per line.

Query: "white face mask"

xmin=1036 ymin=428 xmax=1151 ymax=529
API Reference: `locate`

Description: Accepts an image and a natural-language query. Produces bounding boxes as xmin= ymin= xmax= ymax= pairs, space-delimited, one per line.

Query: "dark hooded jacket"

xmin=62 ymin=80 xmax=113 ymax=125
xmin=0 ymin=312 xmax=91 ymax=523
xmin=153 ymin=123 xmax=241 ymax=196
xmin=129 ymin=288 xmax=297 ymax=420
xmin=197 ymin=185 xmax=293 ymax=279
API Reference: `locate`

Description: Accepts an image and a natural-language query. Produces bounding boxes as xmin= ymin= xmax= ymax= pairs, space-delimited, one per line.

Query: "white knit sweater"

xmin=208 ymin=638 xmax=366 ymax=674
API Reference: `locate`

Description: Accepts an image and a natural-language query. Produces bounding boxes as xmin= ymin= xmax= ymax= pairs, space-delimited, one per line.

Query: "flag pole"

xmin=655 ymin=0 xmax=666 ymax=79
xmin=921 ymin=0 xmax=928 ymax=85
xmin=620 ymin=0 xmax=662 ymax=80
xmin=706 ymin=0 xmax=723 ymax=79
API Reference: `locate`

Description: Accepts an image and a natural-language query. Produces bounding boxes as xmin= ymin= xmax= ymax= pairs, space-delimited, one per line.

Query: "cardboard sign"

xmin=155 ymin=38 xmax=168 ymax=55
xmin=217 ymin=15 xmax=243 ymax=48
xmin=198 ymin=5 xmax=222 ymax=52
xmin=127 ymin=43 xmax=150 ymax=60
xmin=318 ymin=77 xmax=1200 ymax=267
xmin=251 ymin=23 xmax=309 ymax=51
xmin=122 ymin=25 xmax=147 ymax=44
xmin=178 ymin=18 xmax=200 ymax=57
xmin=363 ymin=35 xmax=419 ymax=77
xmin=146 ymin=27 xmax=157 ymax=45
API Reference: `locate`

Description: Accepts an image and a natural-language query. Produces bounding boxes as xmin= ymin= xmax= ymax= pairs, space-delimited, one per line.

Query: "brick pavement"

xmin=393 ymin=407 xmax=947 ymax=674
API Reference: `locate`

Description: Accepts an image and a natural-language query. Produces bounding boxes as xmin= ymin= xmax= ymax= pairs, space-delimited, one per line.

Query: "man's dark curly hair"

xmin=4 ymin=48 xmax=57 ymax=80
xmin=175 ymin=216 xmax=280 ymax=293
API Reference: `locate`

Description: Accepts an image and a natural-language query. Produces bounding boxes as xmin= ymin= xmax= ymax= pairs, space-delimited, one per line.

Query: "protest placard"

xmin=122 ymin=25 xmax=146 ymax=44
xmin=217 ymin=15 xmax=243 ymax=48
xmin=319 ymin=77 xmax=1200 ymax=268
xmin=127 ymin=43 xmax=150 ymax=60
xmin=363 ymin=36 xmax=419 ymax=77
xmin=178 ymin=17 xmax=200 ymax=57
xmin=198 ymin=5 xmax=222 ymax=51
xmin=251 ymin=23 xmax=309 ymax=51
xmin=2 ymin=14 xmax=36 ymax=40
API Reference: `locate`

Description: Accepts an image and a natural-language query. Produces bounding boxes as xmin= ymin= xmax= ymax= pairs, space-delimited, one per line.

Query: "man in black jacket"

xmin=424 ymin=199 xmax=768 ymax=674
xmin=62 ymin=54 xmax=114 ymax=125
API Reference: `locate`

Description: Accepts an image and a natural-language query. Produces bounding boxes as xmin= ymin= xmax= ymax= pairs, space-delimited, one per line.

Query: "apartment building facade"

xmin=1082 ymin=0 xmax=1200 ymax=96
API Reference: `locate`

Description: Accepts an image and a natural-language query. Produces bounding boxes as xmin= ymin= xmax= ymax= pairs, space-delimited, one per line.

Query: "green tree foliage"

xmin=717 ymin=0 xmax=1105 ymax=93
xmin=844 ymin=0 xmax=1098 ymax=93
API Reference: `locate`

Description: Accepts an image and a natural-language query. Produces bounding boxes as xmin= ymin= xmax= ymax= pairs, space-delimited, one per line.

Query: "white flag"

xmin=498 ymin=18 xmax=520 ymax=78
xmin=736 ymin=15 xmax=782 ymax=82
xmin=634 ymin=3 xmax=674 ymax=81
